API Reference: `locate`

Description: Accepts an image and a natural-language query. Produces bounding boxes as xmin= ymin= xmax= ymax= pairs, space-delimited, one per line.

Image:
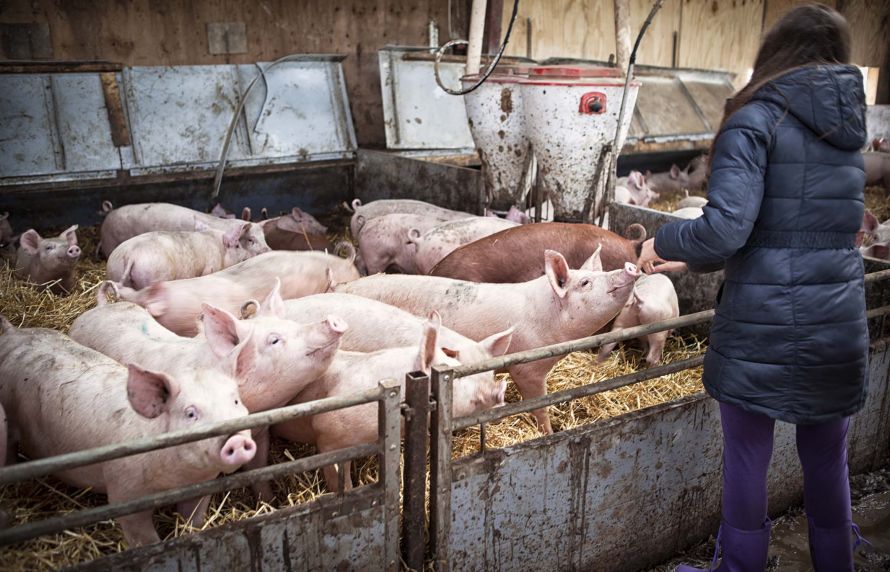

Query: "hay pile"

xmin=0 ymin=223 xmax=705 ymax=570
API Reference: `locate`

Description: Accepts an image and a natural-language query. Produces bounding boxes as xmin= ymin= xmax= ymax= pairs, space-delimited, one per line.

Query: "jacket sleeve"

xmin=654 ymin=111 xmax=770 ymax=271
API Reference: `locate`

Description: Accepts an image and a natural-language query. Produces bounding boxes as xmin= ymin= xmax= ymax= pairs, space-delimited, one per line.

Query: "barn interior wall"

xmin=1 ymin=0 xmax=887 ymax=151
xmin=0 ymin=0 xmax=471 ymax=148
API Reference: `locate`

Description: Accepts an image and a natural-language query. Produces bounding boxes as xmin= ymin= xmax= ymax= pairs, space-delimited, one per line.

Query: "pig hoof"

xmin=253 ymin=482 xmax=275 ymax=504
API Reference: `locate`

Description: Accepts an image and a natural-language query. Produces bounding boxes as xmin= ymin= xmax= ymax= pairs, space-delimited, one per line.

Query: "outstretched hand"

xmin=637 ymin=238 xmax=688 ymax=274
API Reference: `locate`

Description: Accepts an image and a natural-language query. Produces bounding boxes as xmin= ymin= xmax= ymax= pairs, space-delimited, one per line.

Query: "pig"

xmin=505 ymin=205 xmax=532 ymax=224
xmin=356 ymin=213 xmax=442 ymax=274
xmin=871 ymin=138 xmax=889 ymax=153
xmin=410 ymin=216 xmax=519 ymax=275
xmin=99 ymin=201 xmax=269 ymax=257
xmin=429 ymin=222 xmax=644 ymax=283
xmin=861 ymin=242 xmax=890 ymax=260
xmin=672 ymin=206 xmax=705 ymax=219
xmin=683 ymin=154 xmax=709 ymax=193
xmin=0 ymin=212 xmax=12 ymax=246
xmin=210 ymin=203 xmax=252 ymax=221
xmin=0 ymin=315 xmax=255 ymax=547
xmin=255 ymin=291 xmax=514 ymax=417
xmin=615 ymin=171 xmax=658 ymax=207
xmin=863 ymin=152 xmax=890 ymax=194
xmin=70 ymin=281 xmax=346 ymax=506
xmin=260 ymin=208 xmax=331 ymax=251
xmin=113 ymin=250 xmax=360 ymax=336
xmin=347 ymin=198 xmax=473 ymax=238
xmin=106 ymin=222 xmax=269 ymax=290
xmin=859 ymin=210 xmax=890 ymax=245
xmin=15 ymin=225 xmax=81 ymax=294
xmin=596 ymin=273 xmax=679 ymax=366
xmin=337 ymin=249 xmax=640 ymax=433
xmin=677 ymin=191 xmax=708 ymax=209
xmin=272 ymin=316 xmax=507 ymax=491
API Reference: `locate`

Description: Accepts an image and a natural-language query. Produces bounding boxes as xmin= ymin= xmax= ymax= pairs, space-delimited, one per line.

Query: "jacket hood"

xmin=752 ymin=64 xmax=866 ymax=150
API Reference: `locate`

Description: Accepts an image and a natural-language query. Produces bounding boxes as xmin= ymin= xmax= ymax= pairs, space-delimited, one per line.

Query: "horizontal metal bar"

xmin=453 ymin=310 xmax=714 ymax=378
xmin=0 ymin=443 xmax=378 ymax=547
xmin=453 ymin=269 xmax=890 ymax=379
xmin=453 ymin=356 xmax=705 ymax=432
xmin=0 ymin=386 xmax=384 ymax=486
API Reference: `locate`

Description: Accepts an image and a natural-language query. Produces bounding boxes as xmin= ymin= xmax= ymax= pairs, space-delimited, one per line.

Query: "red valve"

xmin=579 ymin=92 xmax=607 ymax=115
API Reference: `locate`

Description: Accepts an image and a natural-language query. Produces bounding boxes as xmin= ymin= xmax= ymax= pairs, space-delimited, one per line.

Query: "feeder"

xmin=519 ymin=65 xmax=640 ymax=222
xmin=461 ymin=65 xmax=534 ymax=210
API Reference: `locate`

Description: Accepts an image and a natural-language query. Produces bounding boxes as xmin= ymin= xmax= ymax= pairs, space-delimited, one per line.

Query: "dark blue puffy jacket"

xmin=655 ymin=64 xmax=869 ymax=425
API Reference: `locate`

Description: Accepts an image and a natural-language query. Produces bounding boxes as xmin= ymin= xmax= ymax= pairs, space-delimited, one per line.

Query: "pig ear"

xmin=479 ymin=326 xmax=514 ymax=357
xmin=441 ymin=347 xmax=460 ymax=358
xmin=580 ymin=244 xmax=604 ymax=272
xmin=201 ymin=303 xmax=251 ymax=357
xmin=126 ymin=364 xmax=179 ymax=419
xmin=61 ymin=225 xmax=78 ymax=246
xmin=259 ymin=278 xmax=286 ymax=318
xmin=276 ymin=215 xmax=303 ymax=234
xmin=670 ymin=165 xmax=681 ymax=179
xmin=19 ymin=229 xmax=41 ymax=254
xmin=260 ymin=207 xmax=269 ymax=220
xmin=222 ymin=225 xmax=243 ymax=248
xmin=544 ymin=250 xmax=570 ymax=298
xmin=211 ymin=203 xmax=226 ymax=217
xmin=241 ymin=207 xmax=252 ymax=221
xmin=862 ymin=210 xmax=879 ymax=234
xmin=415 ymin=320 xmax=440 ymax=373
xmin=291 ymin=207 xmax=304 ymax=218
xmin=354 ymin=214 xmax=366 ymax=234
xmin=144 ymin=283 xmax=169 ymax=317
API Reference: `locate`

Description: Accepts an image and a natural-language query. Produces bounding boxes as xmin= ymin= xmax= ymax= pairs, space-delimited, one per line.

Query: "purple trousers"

xmin=719 ymin=401 xmax=852 ymax=530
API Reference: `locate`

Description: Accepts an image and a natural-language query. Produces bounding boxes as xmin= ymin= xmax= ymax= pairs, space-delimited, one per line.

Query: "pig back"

xmin=430 ymin=223 xmax=638 ymax=282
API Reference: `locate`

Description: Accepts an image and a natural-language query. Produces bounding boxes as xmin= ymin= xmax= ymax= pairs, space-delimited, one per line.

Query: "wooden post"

xmin=614 ymin=0 xmax=632 ymax=75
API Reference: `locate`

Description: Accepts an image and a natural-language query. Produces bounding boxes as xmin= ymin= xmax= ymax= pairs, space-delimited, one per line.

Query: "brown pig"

xmin=337 ymin=249 xmax=640 ymax=433
xmin=106 ymin=222 xmax=269 ymax=290
xmin=0 ymin=316 xmax=255 ymax=547
xmin=15 ymin=225 xmax=81 ymax=294
xmin=261 ymin=208 xmax=333 ymax=251
xmin=429 ymin=222 xmax=644 ymax=283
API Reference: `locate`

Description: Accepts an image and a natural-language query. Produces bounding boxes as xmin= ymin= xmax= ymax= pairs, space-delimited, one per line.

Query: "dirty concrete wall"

xmin=446 ymin=343 xmax=890 ymax=572
xmin=0 ymin=0 xmax=471 ymax=148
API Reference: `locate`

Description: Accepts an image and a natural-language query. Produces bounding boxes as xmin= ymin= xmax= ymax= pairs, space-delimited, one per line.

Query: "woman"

xmin=637 ymin=4 xmax=869 ymax=570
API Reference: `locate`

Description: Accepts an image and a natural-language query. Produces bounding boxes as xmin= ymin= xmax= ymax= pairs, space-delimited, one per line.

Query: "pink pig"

xmin=355 ymin=213 xmax=441 ymax=274
xmin=596 ymin=273 xmax=680 ymax=366
xmin=615 ymin=171 xmax=659 ymax=208
xmin=0 ymin=316 xmax=255 ymax=547
xmin=347 ymin=198 xmax=473 ymax=238
xmin=336 ymin=248 xmax=640 ymax=433
xmin=272 ymin=316 xmax=506 ymax=491
xmin=15 ymin=225 xmax=81 ymax=294
xmin=409 ymin=216 xmax=519 ymax=275
xmin=106 ymin=222 xmax=269 ymax=289
xmin=99 ymin=201 xmax=269 ymax=257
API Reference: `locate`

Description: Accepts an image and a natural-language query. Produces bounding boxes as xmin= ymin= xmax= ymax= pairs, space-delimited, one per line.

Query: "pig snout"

xmin=219 ymin=433 xmax=256 ymax=470
xmin=609 ymin=263 xmax=640 ymax=293
xmin=67 ymin=245 xmax=82 ymax=259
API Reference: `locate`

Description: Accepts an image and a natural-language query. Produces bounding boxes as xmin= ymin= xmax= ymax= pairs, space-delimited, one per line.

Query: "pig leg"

xmin=596 ymin=303 xmax=640 ymax=363
xmin=321 ymin=461 xmax=354 ymax=493
xmin=643 ymin=330 xmax=671 ymax=367
xmin=107 ymin=480 xmax=161 ymax=546
xmin=177 ymin=495 xmax=212 ymax=527
xmin=507 ymin=358 xmax=560 ymax=434
xmin=246 ymin=427 xmax=274 ymax=502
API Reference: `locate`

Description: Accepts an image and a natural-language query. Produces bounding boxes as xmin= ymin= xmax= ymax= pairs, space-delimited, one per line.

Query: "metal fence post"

xmin=402 ymin=371 xmax=431 ymax=571
xmin=379 ymin=379 xmax=402 ymax=571
xmin=429 ymin=366 xmax=453 ymax=572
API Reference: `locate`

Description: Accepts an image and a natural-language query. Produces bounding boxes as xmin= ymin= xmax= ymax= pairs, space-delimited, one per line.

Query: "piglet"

xmin=0 ymin=315 xmax=254 ymax=547
xmin=864 ymin=152 xmax=890 ymax=194
xmin=15 ymin=225 xmax=81 ymax=294
xmin=410 ymin=216 xmax=519 ymax=275
xmin=596 ymin=273 xmax=679 ymax=366
xmin=272 ymin=316 xmax=506 ymax=491
xmin=346 ymin=198 xmax=473 ymax=238
xmin=357 ymin=213 xmax=441 ymax=274
xmin=261 ymin=208 xmax=332 ymax=251
xmin=615 ymin=171 xmax=658 ymax=208
xmin=106 ymin=222 xmax=269 ymax=290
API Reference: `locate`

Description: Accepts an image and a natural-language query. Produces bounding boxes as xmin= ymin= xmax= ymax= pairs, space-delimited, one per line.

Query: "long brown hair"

xmin=708 ymin=3 xmax=851 ymax=165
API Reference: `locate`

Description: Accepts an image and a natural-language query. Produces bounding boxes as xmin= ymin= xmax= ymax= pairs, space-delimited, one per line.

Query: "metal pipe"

xmin=0 ymin=386 xmax=385 ymax=486
xmin=613 ymin=0 xmax=631 ymax=76
xmin=466 ymin=0 xmax=487 ymax=75
xmin=429 ymin=367 xmax=454 ymax=567
xmin=401 ymin=371 xmax=431 ymax=571
xmin=453 ymin=356 xmax=704 ymax=432
xmin=0 ymin=444 xmax=377 ymax=547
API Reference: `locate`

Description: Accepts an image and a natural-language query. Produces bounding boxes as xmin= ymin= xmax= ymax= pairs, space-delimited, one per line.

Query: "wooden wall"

xmin=0 ymin=0 xmax=470 ymax=148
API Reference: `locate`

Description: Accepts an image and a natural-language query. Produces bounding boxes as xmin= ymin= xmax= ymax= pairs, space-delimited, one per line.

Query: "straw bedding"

xmin=0 ymin=223 xmax=706 ymax=570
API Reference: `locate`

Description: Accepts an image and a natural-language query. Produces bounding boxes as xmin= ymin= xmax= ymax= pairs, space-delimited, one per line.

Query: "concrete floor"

xmin=648 ymin=468 xmax=890 ymax=571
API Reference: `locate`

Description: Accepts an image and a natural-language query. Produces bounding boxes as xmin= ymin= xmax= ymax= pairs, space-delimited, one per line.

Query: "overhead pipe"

xmin=466 ymin=0 xmax=488 ymax=76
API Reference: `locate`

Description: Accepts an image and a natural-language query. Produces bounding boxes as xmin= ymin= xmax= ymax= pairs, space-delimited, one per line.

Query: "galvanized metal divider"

xmin=419 ymin=267 xmax=890 ymax=570
xmin=0 ymin=380 xmax=403 ymax=570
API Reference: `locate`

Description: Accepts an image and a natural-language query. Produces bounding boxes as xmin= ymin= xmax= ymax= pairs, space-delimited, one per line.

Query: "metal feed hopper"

xmin=461 ymin=65 xmax=534 ymax=210
xmin=519 ymin=65 xmax=640 ymax=222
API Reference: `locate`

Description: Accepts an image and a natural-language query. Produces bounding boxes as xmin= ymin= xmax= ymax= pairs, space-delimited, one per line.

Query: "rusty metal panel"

xmin=123 ymin=65 xmax=251 ymax=170
xmin=236 ymin=59 xmax=356 ymax=163
xmin=378 ymin=47 xmax=476 ymax=151
xmin=0 ymin=74 xmax=58 ymax=177
xmin=446 ymin=343 xmax=890 ymax=572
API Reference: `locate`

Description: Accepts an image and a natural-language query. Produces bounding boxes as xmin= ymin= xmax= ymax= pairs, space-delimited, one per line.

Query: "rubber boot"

xmin=676 ymin=519 xmax=771 ymax=572
xmin=807 ymin=517 xmax=856 ymax=572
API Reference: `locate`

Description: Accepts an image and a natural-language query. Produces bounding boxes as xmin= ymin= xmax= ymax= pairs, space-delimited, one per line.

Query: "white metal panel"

xmin=51 ymin=74 xmax=122 ymax=173
xmin=0 ymin=75 xmax=58 ymax=177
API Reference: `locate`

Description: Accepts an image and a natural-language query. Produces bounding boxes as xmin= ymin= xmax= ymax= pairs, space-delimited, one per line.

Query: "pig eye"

xmin=234 ymin=398 xmax=240 ymax=406
xmin=267 ymin=334 xmax=282 ymax=346
xmin=185 ymin=406 xmax=199 ymax=421
xmin=45 ymin=245 xmax=54 ymax=251
xmin=580 ymin=278 xmax=591 ymax=288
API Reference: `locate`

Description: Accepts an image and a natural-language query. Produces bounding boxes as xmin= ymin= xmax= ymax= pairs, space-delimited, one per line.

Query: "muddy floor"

xmin=647 ymin=467 xmax=890 ymax=571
